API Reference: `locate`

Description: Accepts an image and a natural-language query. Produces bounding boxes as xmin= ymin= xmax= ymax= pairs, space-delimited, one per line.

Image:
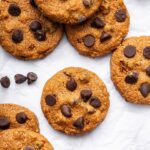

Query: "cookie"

xmin=111 ymin=36 xmax=150 ymax=104
xmin=0 ymin=128 xmax=53 ymax=150
xmin=66 ymin=0 xmax=130 ymax=57
xmin=35 ymin=0 xmax=103 ymax=24
xmin=0 ymin=104 xmax=39 ymax=132
xmin=0 ymin=0 xmax=63 ymax=60
xmin=41 ymin=67 xmax=110 ymax=135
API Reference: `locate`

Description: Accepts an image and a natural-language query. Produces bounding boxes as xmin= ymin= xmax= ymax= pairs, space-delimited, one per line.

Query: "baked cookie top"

xmin=0 ymin=104 xmax=39 ymax=132
xmin=111 ymin=36 xmax=150 ymax=104
xmin=35 ymin=0 xmax=103 ymax=24
xmin=66 ymin=0 xmax=130 ymax=57
xmin=0 ymin=0 xmax=63 ymax=60
xmin=41 ymin=67 xmax=110 ymax=135
xmin=0 ymin=128 xmax=53 ymax=150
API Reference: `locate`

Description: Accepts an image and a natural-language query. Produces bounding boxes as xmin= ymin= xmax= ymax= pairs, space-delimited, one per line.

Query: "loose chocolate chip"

xmin=12 ymin=30 xmax=23 ymax=43
xmin=34 ymin=30 xmax=46 ymax=41
xmin=100 ymin=31 xmax=112 ymax=42
xmin=91 ymin=17 xmax=105 ymax=29
xmin=14 ymin=74 xmax=27 ymax=84
xmin=8 ymin=4 xmax=21 ymax=16
xmin=146 ymin=66 xmax=150 ymax=76
xmin=90 ymin=97 xmax=101 ymax=108
xmin=30 ymin=0 xmax=37 ymax=8
xmin=61 ymin=105 xmax=72 ymax=118
xmin=143 ymin=47 xmax=150 ymax=59
xmin=27 ymin=72 xmax=37 ymax=85
xmin=66 ymin=78 xmax=77 ymax=91
xmin=115 ymin=9 xmax=126 ymax=22
xmin=0 ymin=117 xmax=10 ymax=130
xmin=139 ymin=83 xmax=150 ymax=97
xmin=45 ymin=95 xmax=56 ymax=106
xmin=83 ymin=0 xmax=92 ymax=7
xmin=124 ymin=45 xmax=136 ymax=58
xmin=0 ymin=76 xmax=10 ymax=88
xmin=30 ymin=21 xmax=42 ymax=32
xmin=80 ymin=89 xmax=92 ymax=102
xmin=24 ymin=146 xmax=35 ymax=150
xmin=83 ymin=35 xmax=95 ymax=47
xmin=73 ymin=117 xmax=84 ymax=129
xmin=16 ymin=112 xmax=28 ymax=124
xmin=125 ymin=72 xmax=138 ymax=84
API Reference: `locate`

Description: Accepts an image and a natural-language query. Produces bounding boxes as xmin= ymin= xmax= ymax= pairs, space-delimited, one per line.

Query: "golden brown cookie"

xmin=66 ymin=0 xmax=130 ymax=57
xmin=111 ymin=36 xmax=150 ymax=104
xmin=0 ymin=104 xmax=39 ymax=132
xmin=0 ymin=128 xmax=53 ymax=150
xmin=41 ymin=67 xmax=110 ymax=135
xmin=0 ymin=0 xmax=63 ymax=60
xmin=35 ymin=0 xmax=103 ymax=24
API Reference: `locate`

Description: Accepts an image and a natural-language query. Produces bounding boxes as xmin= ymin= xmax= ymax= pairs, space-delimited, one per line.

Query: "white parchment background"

xmin=0 ymin=0 xmax=150 ymax=150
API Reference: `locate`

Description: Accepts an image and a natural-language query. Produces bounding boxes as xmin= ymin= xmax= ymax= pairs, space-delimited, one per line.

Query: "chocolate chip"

xmin=12 ymin=29 xmax=23 ymax=43
xmin=115 ymin=9 xmax=126 ymax=22
xmin=0 ymin=76 xmax=10 ymax=88
xmin=83 ymin=0 xmax=92 ymax=7
xmin=8 ymin=4 xmax=21 ymax=16
xmin=100 ymin=31 xmax=112 ymax=42
xmin=73 ymin=117 xmax=84 ymax=129
xmin=0 ymin=117 xmax=10 ymax=130
xmin=90 ymin=97 xmax=101 ymax=108
xmin=125 ymin=72 xmax=138 ymax=84
xmin=24 ymin=146 xmax=35 ymax=150
xmin=66 ymin=78 xmax=77 ymax=91
xmin=143 ymin=47 xmax=150 ymax=59
xmin=27 ymin=72 xmax=37 ymax=85
xmin=14 ymin=74 xmax=27 ymax=84
xmin=34 ymin=30 xmax=46 ymax=41
xmin=83 ymin=35 xmax=95 ymax=47
xmin=146 ymin=66 xmax=150 ymax=76
xmin=30 ymin=0 xmax=37 ymax=8
xmin=16 ymin=112 xmax=28 ymax=124
xmin=139 ymin=83 xmax=150 ymax=97
xmin=30 ymin=21 xmax=42 ymax=32
xmin=91 ymin=17 xmax=105 ymax=28
xmin=80 ymin=89 xmax=92 ymax=102
xmin=124 ymin=45 xmax=136 ymax=58
xmin=61 ymin=105 xmax=72 ymax=118
xmin=45 ymin=95 xmax=56 ymax=106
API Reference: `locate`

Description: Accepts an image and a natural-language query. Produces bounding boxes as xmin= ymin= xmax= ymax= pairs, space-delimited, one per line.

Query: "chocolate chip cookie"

xmin=0 ymin=0 xmax=63 ymax=60
xmin=41 ymin=67 xmax=110 ymax=135
xmin=35 ymin=0 xmax=102 ymax=24
xmin=66 ymin=0 xmax=130 ymax=57
xmin=0 ymin=104 xmax=39 ymax=132
xmin=0 ymin=128 xmax=53 ymax=150
xmin=111 ymin=36 xmax=150 ymax=104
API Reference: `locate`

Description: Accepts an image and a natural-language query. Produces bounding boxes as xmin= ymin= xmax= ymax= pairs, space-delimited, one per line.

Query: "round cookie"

xmin=111 ymin=36 xmax=150 ymax=104
xmin=41 ymin=67 xmax=110 ymax=135
xmin=0 ymin=128 xmax=53 ymax=150
xmin=66 ymin=0 xmax=130 ymax=57
xmin=0 ymin=104 xmax=39 ymax=132
xmin=35 ymin=0 xmax=103 ymax=24
xmin=0 ymin=0 xmax=63 ymax=60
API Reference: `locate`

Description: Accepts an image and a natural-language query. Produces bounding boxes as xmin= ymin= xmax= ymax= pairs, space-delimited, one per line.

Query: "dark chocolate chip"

xmin=30 ymin=0 xmax=37 ymax=8
xmin=80 ymin=89 xmax=92 ymax=102
xmin=61 ymin=105 xmax=72 ymax=118
xmin=83 ymin=0 xmax=92 ymax=7
xmin=125 ymin=72 xmax=138 ymax=84
xmin=124 ymin=45 xmax=136 ymax=58
xmin=23 ymin=146 xmax=35 ymax=150
xmin=45 ymin=95 xmax=56 ymax=106
xmin=143 ymin=47 xmax=150 ymax=59
xmin=14 ymin=74 xmax=27 ymax=84
xmin=16 ymin=112 xmax=28 ymax=124
xmin=66 ymin=78 xmax=77 ymax=91
xmin=8 ymin=4 xmax=21 ymax=16
xmin=83 ymin=35 xmax=95 ymax=47
xmin=0 ymin=76 xmax=10 ymax=88
xmin=34 ymin=30 xmax=46 ymax=41
xmin=139 ymin=83 xmax=150 ymax=97
xmin=146 ymin=66 xmax=150 ymax=76
xmin=27 ymin=72 xmax=37 ymax=85
xmin=0 ymin=117 xmax=10 ymax=130
xmin=91 ymin=17 xmax=105 ymax=28
xmin=12 ymin=29 xmax=23 ymax=43
xmin=115 ymin=9 xmax=126 ymax=22
xmin=100 ymin=31 xmax=112 ymax=42
xmin=73 ymin=117 xmax=84 ymax=129
xmin=90 ymin=97 xmax=101 ymax=108
xmin=30 ymin=21 xmax=42 ymax=32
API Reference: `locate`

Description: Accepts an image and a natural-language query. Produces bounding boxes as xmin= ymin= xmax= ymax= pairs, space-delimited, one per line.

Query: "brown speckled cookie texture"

xmin=111 ymin=36 xmax=150 ymax=104
xmin=0 ymin=0 xmax=63 ymax=60
xmin=66 ymin=0 xmax=130 ymax=57
xmin=0 ymin=104 xmax=39 ymax=132
xmin=41 ymin=67 xmax=110 ymax=135
xmin=0 ymin=128 xmax=53 ymax=150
